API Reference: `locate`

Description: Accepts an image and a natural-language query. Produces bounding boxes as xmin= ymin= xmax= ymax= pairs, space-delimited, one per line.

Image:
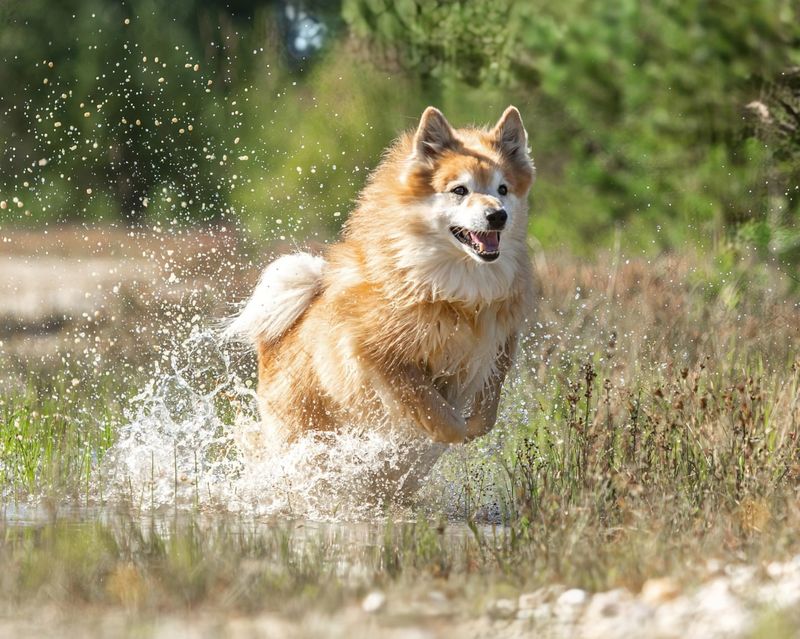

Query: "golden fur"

xmin=227 ymin=106 xmax=535 ymax=445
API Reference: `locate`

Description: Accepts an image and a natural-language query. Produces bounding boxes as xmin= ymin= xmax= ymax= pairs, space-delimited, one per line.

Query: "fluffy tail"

xmin=223 ymin=252 xmax=325 ymax=347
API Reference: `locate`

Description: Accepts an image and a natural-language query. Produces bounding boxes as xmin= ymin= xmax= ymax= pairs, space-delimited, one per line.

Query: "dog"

xmin=226 ymin=106 xmax=535 ymax=451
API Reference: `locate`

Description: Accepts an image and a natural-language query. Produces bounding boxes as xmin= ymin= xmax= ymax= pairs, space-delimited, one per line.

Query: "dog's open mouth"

xmin=450 ymin=227 xmax=501 ymax=262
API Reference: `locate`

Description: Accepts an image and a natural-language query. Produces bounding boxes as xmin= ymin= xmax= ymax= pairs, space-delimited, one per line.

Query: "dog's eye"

xmin=498 ymin=184 xmax=508 ymax=196
xmin=451 ymin=186 xmax=468 ymax=197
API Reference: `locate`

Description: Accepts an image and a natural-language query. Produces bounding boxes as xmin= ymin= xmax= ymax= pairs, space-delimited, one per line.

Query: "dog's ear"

xmin=413 ymin=107 xmax=458 ymax=161
xmin=492 ymin=106 xmax=530 ymax=165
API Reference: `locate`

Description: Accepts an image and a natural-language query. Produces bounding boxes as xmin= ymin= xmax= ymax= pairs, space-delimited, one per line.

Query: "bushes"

xmin=1 ymin=0 xmax=798 ymax=258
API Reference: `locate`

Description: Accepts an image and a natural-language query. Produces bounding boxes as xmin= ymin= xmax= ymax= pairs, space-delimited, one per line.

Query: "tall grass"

xmin=0 ymin=380 xmax=118 ymax=504
xmin=444 ymin=248 xmax=800 ymax=591
xmin=1 ymin=244 xmax=799 ymax=612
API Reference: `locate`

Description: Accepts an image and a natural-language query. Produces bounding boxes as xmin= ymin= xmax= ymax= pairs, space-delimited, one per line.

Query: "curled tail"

xmin=223 ymin=252 xmax=325 ymax=347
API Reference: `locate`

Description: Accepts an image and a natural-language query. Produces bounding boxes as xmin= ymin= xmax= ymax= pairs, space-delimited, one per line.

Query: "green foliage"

xmin=514 ymin=0 xmax=800 ymax=252
xmin=0 ymin=0 xmax=256 ymax=224
xmin=0 ymin=379 xmax=120 ymax=502
xmin=341 ymin=0 xmax=522 ymax=86
xmin=1 ymin=0 xmax=799 ymax=258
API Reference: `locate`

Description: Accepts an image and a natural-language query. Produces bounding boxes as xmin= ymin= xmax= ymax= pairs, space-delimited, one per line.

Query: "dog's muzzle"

xmin=450 ymin=227 xmax=501 ymax=262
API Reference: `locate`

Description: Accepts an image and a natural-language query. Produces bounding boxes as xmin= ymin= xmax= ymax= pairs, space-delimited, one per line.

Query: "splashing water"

xmin=101 ymin=325 xmax=492 ymax=521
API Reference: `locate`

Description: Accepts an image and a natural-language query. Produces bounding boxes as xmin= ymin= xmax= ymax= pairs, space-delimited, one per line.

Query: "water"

xmin=98 ymin=324 xmax=514 ymax=522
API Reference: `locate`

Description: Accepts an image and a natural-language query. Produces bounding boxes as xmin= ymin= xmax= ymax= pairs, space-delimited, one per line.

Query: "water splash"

xmin=102 ymin=325 xmax=480 ymax=521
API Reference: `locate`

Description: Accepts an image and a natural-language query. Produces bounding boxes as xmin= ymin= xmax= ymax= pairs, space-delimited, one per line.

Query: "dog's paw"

xmin=463 ymin=412 xmax=496 ymax=442
xmin=428 ymin=421 xmax=467 ymax=444
xmin=420 ymin=408 xmax=466 ymax=444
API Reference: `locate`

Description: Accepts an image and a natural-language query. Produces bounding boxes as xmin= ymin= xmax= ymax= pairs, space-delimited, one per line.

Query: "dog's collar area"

xmin=450 ymin=227 xmax=501 ymax=262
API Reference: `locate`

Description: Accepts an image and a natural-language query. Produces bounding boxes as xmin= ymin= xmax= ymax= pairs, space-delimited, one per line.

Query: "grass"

xmin=0 ymin=380 xmax=119 ymax=504
xmin=1 ymin=231 xmax=799 ymax=634
xmin=2 ymin=517 xmax=355 ymax=614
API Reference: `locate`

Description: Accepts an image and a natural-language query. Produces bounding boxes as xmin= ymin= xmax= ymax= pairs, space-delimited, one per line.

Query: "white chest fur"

xmin=420 ymin=304 xmax=511 ymax=410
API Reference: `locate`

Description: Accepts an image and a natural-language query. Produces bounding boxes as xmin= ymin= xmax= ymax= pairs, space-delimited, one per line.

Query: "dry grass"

xmin=411 ymin=247 xmax=800 ymax=593
xmin=0 ymin=228 xmax=799 ymax=629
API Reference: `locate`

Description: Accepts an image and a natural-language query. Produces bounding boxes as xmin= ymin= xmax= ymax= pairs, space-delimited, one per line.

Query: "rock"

xmin=686 ymin=578 xmax=751 ymax=637
xmin=694 ymin=578 xmax=739 ymax=614
xmin=557 ymin=588 xmax=589 ymax=607
xmin=487 ymin=598 xmax=518 ymax=619
xmin=516 ymin=602 xmax=551 ymax=622
xmin=554 ymin=588 xmax=588 ymax=623
xmin=518 ymin=584 xmax=566 ymax=610
xmin=724 ymin=564 xmax=756 ymax=592
xmin=362 ymin=591 xmax=386 ymax=614
xmin=766 ymin=561 xmax=786 ymax=579
xmin=582 ymin=598 xmax=654 ymax=639
xmin=755 ymin=559 xmax=800 ymax=609
xmin=640 ymin=577 xmax=680 ymax=605
xmin=584 ymin=588 xmax=632 ymax=618
xmin=756 ymin=576 xmax=800 ymax=609
xmin=651 ymin=595 xmax=695 ymax=639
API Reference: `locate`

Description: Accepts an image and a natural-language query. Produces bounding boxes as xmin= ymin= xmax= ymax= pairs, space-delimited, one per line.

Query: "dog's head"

xmin=348 ymin=107 xmax=535 ymax=304
xmin=401 ymin=106 xmax=535 ymax=265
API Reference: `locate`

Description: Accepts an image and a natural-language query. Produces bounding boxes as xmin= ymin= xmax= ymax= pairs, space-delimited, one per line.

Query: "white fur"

xmin=439 ymin=170 xmax=508 ymax=239
xmin=391 ymin=187 xmax=529 ymax=305
xmin=223 ymin=252 xmax=325 ymax=346
xmin=395 ymin=232 xmax=527 ymax=305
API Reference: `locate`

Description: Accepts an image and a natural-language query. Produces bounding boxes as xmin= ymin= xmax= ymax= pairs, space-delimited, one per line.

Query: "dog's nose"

xmin=485 ymin=208 xmax=507 ymax=230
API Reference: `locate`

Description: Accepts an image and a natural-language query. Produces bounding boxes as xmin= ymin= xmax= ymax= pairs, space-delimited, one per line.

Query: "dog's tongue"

xmin=469 ymin=231 xmax=500 ymax=253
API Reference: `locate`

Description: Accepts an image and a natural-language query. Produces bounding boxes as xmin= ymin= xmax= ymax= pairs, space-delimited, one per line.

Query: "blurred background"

xmin=0 ymin=0 xmax=798 ymax=260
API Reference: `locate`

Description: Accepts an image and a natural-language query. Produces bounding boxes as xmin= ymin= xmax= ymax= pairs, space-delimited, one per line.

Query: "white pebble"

xmin=361 ymin=591 xmax=386 ymax=613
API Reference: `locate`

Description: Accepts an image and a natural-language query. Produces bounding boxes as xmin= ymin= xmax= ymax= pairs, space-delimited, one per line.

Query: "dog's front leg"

xmin=464 ymin=336 xmax=516 ymax=441
xmin=375 ymin=363 xmax=466 ymax=444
